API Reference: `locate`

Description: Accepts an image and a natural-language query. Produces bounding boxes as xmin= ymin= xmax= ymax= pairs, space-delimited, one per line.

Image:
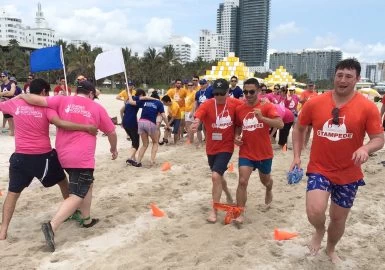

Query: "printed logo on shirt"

xmin=242 ymin=112 xmax=264 ymax=131
xmin=198 ymin=95 xmax=207 ymax=104
xmin=317 ymin=116 xmax=353 ymax=141
xmin=288 ymin=99 xmax=296 ymax=109
xmin=212 ymin=109 xmax=232 ymax=129
xmin=144 ymin=102 xmax=158 ymax=109
xmin=64 ymin=104 xmax=91 ymax=118
xmin=14 ymin=106 xmax=43 ymax=118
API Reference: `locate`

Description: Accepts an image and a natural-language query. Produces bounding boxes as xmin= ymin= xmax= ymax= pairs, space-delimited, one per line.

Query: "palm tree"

xmin=142 ymin=47 xmax=161 ymax=85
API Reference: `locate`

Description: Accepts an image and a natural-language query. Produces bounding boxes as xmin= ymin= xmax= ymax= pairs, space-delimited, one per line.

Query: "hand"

xmin=234 ymin=135 xmax=243 ymax=146
xmin=254 ymin=108 xmax=263 ymax=119
xmin=110 ymin=149 xmax=118 ymax=160
xmin=190 ymin=120 xmax=199 ymax=133
xmin=352 ymin=147 xmax=369 ymax=166
xmin=289 ymin=157 xmax=301 ymax=171
xmin=87 ymin=125 xmax=98 ymax=136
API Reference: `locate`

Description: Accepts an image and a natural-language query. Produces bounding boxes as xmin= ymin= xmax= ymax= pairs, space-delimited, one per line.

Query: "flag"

xmin=30 ymin=46 xmax=64 ymax=73
xmin=94 ymin=49 xmax=125 ymax=80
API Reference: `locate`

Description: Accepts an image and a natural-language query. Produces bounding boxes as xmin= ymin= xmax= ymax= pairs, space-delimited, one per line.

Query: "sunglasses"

xmin=230 ymin=80 xmax=237 ymax=82
xmin=213 ymin=92 xmax=226 ymax=96
xmin=243 ymin=90 xmax=256 ymax=95
xmin=187 ymin=84 xmax=193 ymax=87
xmin=261 ymin=89 xmax=267 ymax=91
xmin=192 ymin=79 xmax=198 ymax=81
xmin=1 ymin=75 xmax=6 ymax=77
xmin=28 ymin=77 xmax=33 ymax=80
xmin=331 ymin=108 xmax=340 ymax=125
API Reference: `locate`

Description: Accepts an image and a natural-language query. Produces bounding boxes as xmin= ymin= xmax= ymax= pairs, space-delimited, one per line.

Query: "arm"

xmin=352 ymin=133 xmax=384 ymax=166
xmin=0 ymin=83 xmax=16 ymax=97
xmin=160 ymin=112 xmax=171 ymax=130
xmin=290 ymin=123 xmax=307 ymax=170
xmin=50 ymin=116 xmax=98 ymax=135
xmin=139 ymin=96 xmax=158 ymax=101
xmin=234 ymin=126 xmax=243 ymax=146
xmin=120 ymin=105 xmax=125 ymax=123
xmin=381 ymin=104 xmax=385 ymax=118
xmin=254 ymin=108 xmax=284 ymax=129
xmin=19 ymin=94 xmax=48 ymax=107
xmin=106 ymin=131 xmax=118 ymax=160
xmin=190 ymin=118 xmax=201 ymax=133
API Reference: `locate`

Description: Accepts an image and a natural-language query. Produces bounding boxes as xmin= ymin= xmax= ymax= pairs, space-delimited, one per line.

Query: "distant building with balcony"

xmin=168 ymin=36 xmax=192 ymax=64
xmin=198 ymin=29 xmax=225 ymax=62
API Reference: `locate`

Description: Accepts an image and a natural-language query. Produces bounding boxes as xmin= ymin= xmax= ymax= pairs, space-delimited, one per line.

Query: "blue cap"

xmin=127 ymin=81 xmax=134 ymax=86
xmin=199 ymin=79 xmax=207 ymax=85
xmin=1 ymin=71 xmax=9 ymax=77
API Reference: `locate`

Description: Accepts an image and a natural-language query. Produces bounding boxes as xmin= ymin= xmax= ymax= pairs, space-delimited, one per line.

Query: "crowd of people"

xmin=1 ymin=58 xmax=384 ymax=264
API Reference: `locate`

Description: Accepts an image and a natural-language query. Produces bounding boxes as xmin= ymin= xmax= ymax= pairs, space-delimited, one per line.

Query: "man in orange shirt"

xmin=191 ymin=78 xmax=243 ymax=223
xmin=290 ymin=59 xmax=384 ymax=263
xmin=53 ymin=77 xmax=71 ymax=96
xmin=161 ymin=95 xmax=181 ymax=144
xmin=166 ymin=79 xmax=187 ymax=138
xmin=299 ymin=81 xmax=318 ymax=148
xmin=234 ymin=78 xmax=283 ymax=224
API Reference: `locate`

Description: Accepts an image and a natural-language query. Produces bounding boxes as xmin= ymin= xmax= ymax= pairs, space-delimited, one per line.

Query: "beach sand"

xmin=0 ymin=94 xmax=385 ymax=270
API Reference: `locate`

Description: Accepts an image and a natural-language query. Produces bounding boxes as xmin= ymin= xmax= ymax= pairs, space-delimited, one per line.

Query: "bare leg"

xmin=129 ymin=148 xmax=138 ymax=161
xmin=149 ymin=132 xmax=159 ymax=165
xmin=221 ymin=176 xmax=233 ymax=204
xmin=207 ymin=172 xmax=223 ymax=223
xmin=8 ymin=118 xmax=14 ymax=136
xmin=0 ymin=192 xmax=21 ymax=240
xmin=137 ymin=133 xmax=149 ymax=163
xmin=78 ymin=185 xmax=94 ymax=224
xmin=306 ymin=189 xmax=330 ymax=255
xmin=304 ymin=126 xmax=312 ymax=148
xmin=235 ymin=166 xmax=253 ymax=223
xmin=50 ymin=195 xmax=83 ymax=232
xmin=325 ymin=202 xmax=350 ymax=264
xmin=185 ymin=121 xmax=194 ymax=143
xmin=57 ymin=178 xmax=69 ymax=199
xmin=258 ymin=171 xmax=273 ymax=205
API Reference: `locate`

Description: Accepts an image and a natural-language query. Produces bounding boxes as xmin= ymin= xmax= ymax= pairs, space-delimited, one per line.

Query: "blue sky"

xmin=2 ymin=0 xmax=385 ymax=63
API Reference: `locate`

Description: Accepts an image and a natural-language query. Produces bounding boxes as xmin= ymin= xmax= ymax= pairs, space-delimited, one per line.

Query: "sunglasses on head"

xmin=213 ymin=92 xmax=226 ymax=96
xmin=331 ymin=108 xmax=340 ymax=125
xmin=243 ymin=90 xmax=256 ymax=95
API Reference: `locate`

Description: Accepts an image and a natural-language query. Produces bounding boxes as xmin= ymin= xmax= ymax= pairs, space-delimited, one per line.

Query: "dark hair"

xmin=230 ymin=75 xmax=238 ymax=81
xmin=151 ymin=91 xmax=160 ymax=99
xmin=135 ymin=88 xmax=146 ymax=97
xmin=175 ymin=79 xmax=182 ymax=84
xmin=29 ymin=78 xmax=50 ymax=94
xmin=335 ymin=58 xmax=361 ymax=76
xmin=260 ymin=83 xmax=267 ymax=89
xmin=274 ymin=84 xmax=280 ymax=89
xmin=59 ymin=77 xmax=65 ymax=81
xmin=192 ymin=75 xmax=199 ymax=80
xmin=243 ymin=78 xmax=260 ymax=88
xmin=161 ymin=95 xmax=172 ymax=103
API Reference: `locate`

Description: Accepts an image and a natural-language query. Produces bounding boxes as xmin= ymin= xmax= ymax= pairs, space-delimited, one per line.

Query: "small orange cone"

xmin=282 ymin=144 xmax=287 ymax=152
xmin=227 ymin=162 xmax=234 ymax=173
xmin=161 ymin=162 xmax=171 ymax=171
xmin=274 ymin=229 xmax=298 ymax=240
xmin=150 ymin=203 xmax=165 ymax=217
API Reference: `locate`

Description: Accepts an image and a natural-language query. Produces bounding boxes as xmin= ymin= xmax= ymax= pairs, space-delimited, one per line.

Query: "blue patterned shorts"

xmin=307 ymin=173 xmax=365 ymax=208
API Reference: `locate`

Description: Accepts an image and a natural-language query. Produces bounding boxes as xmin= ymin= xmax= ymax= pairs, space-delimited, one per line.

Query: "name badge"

xmin=212 ymin=133 xmax=222 ymax=141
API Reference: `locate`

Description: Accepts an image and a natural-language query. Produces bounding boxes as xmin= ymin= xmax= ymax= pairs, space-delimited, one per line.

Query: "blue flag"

xmin=30 ymin=46 xmax=64 ymax=72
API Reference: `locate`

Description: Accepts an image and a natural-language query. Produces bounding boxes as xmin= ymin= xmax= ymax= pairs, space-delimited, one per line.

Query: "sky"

xmin=2 ymin=0 xmax=385 ymax=63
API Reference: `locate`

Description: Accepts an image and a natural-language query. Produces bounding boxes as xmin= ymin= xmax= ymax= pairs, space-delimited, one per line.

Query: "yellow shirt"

xmin=118 ymin=89 xmax=136 ymax=101
xmin=168 ymin=101 xmax=181 ymax=119
xmin=184 ymin=90 xmax=197 ymax=112
xmin=166 ymin=88 xmax=187 ymax=111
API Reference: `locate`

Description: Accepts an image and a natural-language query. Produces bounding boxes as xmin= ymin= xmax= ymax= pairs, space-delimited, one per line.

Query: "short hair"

xmin=192 ymin=75 xmax=199 ymax=80
xmin=135 ymin=88 xmax=146 ymax=97
xmin=175 ymin=79 xmax=182 ymax=84
xmin=274 ymin=84 xmax=280 ymax=89
xmin=59 ymin=77 xmax=65 ymax=81
xmin=151 ymin=91 xmax=160 ymax=100
xmin=230 ymin=75 xmax=238 ymax=81
xmin=161 ymin=95 xmax=172 ymax=103
xmin=243 ymin=78 xmax=260 ymax=88
xmin=260 ymin=83 xmax=267 ymax=89
xmin=29 ymin=78 xmax=50 ymax=94
xmin=335 ymin=58 xmax=361 ymax=76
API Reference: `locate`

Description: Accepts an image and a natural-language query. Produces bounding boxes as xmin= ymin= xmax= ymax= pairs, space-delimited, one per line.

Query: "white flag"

xmin=94 ymin=48 xmax=125 ymax=80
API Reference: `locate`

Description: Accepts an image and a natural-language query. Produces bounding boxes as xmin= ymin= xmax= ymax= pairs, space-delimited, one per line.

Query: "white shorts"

xmin=185 ymin=111 xmax=194 ymax=122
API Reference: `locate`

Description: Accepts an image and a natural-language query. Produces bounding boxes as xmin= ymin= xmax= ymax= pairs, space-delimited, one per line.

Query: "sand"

xmin=1 ymin=94 xmax=385 ymax=270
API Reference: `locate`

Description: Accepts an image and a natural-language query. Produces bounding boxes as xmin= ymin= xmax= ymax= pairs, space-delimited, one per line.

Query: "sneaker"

xmin=132 ymin=161 xmax=142 ymax=167
xmin=41 ymin=222 xmax=55 ymax=252
xmin=126 ymin=159 xmax=136 ymax=166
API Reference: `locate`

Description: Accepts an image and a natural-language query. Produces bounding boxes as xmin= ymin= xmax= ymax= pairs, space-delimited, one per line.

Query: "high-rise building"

xmin=238 ymin=0 xmax=270 ymax=67
xmin=378 ymin=62 xmax=385 ymax=82
xmin=198 ymin=29 xmax=225 ymax=62
xmin=269 ymin=50 xmax=343 ymax=81
xmin=366 ymin=64 xmax=377 ymax=82
xmin=0 ymin=3 xmax=56 ymax=48
xmin=217 ymin=0 xmax=239 ymax=56
xmin=168 ymin=36 xmax=192 ymax=64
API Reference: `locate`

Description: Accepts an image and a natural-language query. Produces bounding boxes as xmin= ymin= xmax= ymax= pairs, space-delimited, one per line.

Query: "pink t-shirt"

xmin=282 ymin=107 xmax=295 ymax=123
xmin=46 ymin=95 xmax=115 ymax=169
xmin=284 ymin=95 xmax=299 ymax=112
xmin=0 ymin=99 xmax=57 ymax=154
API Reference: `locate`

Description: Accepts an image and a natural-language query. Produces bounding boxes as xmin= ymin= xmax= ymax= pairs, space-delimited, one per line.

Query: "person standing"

xmin=23 ymin=74 xmax=34 ymax=94
xmin=234 ymin=78 xmax=283 ymax=224
xmin=191 ymin=78 xmax=242 ymax=223
xmin=290 ymin=59 xmax=384 ymax=263
xmin=228 ymin=76 xmax=244 ymax=99
xmin=299 ymin=81 xmax=318 ymax=148
xmin=192 ymin=79 xmax=212 ymax=147
xmin=53 ymin=77 xmax=72 ymax=96
xmin=0 ymin=71 xmax=16 ymax=136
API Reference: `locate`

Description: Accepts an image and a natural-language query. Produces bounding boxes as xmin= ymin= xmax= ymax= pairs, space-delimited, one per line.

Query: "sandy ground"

xmin=1 ymin=94 xmax=385 ymax=270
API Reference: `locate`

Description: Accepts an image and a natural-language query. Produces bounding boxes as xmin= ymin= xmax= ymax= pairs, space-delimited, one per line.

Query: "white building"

xmin=217 ymin=0 xmax=239 ymax=56
xmin=0 ymin=3 xmax=56 ymax=49
xmin=168 ymin=36 xmax=192 ymax=64
xmin=198 ymin=29 xmax=225 ymax=62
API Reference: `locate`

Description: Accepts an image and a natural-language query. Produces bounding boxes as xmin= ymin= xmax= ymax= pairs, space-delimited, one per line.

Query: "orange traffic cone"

xmin=274 ymin=229 xmax=298 ymax=240
xmin=150 ymin=203 xmax=165 ymax=217
xmin=282 ymin=144 xmax=287 ymax=152
xmin=161 ymin=162 xmax=171 ymax=171
xmin=227 ymin=162 xmax=234 ymax=173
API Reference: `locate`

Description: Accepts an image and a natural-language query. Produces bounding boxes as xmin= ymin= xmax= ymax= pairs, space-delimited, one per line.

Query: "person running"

xmin=290 ymin=58 xmax=384 ymax=263
xmin=299 ymin=81 xmax=318 ymax=148
xmin=161 ymin=95 xmax=181 ymax=144
xmin=20 ymin=81 xmax=118 ymax=252
xmin=0 ymin=78 xmax=97 ymax=240
xmin=192 ymin=79 xmax=212 ymax=147
xmin=285 ymin=85 xmax=299 ymax=123
xmin=126 ymin=92 xmax=170 ymax=167
xmin=191 ymin=78 xmax=242 ymax=223
xmin=233 ymin=78 xmax=283 ymax=224
xmin=184 ymin=81 xmax=197 ymax=144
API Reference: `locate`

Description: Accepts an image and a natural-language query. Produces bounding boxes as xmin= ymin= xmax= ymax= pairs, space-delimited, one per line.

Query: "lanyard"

xmin=214 ymin=99 xmax=227 ymax=124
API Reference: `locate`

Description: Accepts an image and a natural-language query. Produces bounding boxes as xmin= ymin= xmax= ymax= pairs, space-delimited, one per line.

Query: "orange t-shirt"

xmin=235 ymin=102 xmax=280 ymax=161
xmin=167 ymin=88 xmax=187 ymax=111
xmin=195 ymin=98 xmax=243 ymax=155
xmin=300 ymin=90 xmax=318 ymax=103
xmin=299 ymin=91 xmax=383 ymax=184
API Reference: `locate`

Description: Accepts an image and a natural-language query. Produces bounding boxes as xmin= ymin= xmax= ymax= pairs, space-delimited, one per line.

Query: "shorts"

xmin=3 ymin=113 xmax=12 ymax=119
xmin=207 ymin=152 xmax=233 ymax=176
xmin=185 ymin=111 xmax=194 ymax=122
xmin=124 ymin=127 xmax=140 ymax=150
xmin=138 ymin=119 xmax=157 ymax=135
xmin=170 ymin=119 xmax=181 ymax=134
xmin=238 ymin=158 xmax=272 ymax=175
xmin=8 ymin=149 xmax=65 ymax=193
xmin=66 ymin=168 xmax=94 ymax=198
xmin=306 ymin=173 xmax=365 ymax=208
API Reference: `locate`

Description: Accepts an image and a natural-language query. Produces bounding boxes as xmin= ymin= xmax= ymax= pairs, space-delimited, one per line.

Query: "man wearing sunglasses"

xmin=290 ymin=59 xmax=384 ymax=263
xmin=233 ymin=78 xmax=283 ymax=225
xmin=191 ymin=78 xmax=243 ymax=223
xmin=228 ymin=76 xmax=243 ymax=99
xmin=23 ymin=74 xmax=34 ymax=94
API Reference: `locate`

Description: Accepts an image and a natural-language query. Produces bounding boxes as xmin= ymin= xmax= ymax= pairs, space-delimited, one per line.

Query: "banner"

xmin=94 ymin=48 xmax=125 ymax=80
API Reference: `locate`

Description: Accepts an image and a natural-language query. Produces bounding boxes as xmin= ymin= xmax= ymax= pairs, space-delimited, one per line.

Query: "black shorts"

xmin=207 ymin=152 xmax=233 ymax=176
xmin=66 ymin=168 xmax=94 ymax=198
xmin=3 ymin=113 xmax=12 ymax=119
xmin=124 ymin=127 xmax=140 ymax=150
xmin=9 ymin=149 xmax=66 ymax=193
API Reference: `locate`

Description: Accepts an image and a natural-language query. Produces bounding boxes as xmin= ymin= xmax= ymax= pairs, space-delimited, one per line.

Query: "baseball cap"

xmin=288 ymin=85 xmax=296 ymax=90
xmin=1 ymin=71 xmax=9 ymax=77
xmin=212 ymin=78 xmax=229 ymax=95
xmin=199 ymin=79 xmax=207 ymax=85
xmin=127 ymin=81 xmax=134 ymax=86
xmin=77 ymin=81 xmax=98 ymax=98
xmin=10 ymin=76 xmax=17 ymax=82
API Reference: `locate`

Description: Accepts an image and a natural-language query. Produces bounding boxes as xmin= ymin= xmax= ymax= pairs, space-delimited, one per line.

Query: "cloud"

xmin=270 ymin=22 xmax=300 ymax=40
xmin=313 ymin=33 xmax=339 ymax=48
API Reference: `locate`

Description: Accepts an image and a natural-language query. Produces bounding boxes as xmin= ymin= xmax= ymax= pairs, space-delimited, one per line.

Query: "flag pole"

xmin=121 ymin=48 xmax=130 ymax=96
xmin=60 ymin=45 xmax=69 ymax=96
